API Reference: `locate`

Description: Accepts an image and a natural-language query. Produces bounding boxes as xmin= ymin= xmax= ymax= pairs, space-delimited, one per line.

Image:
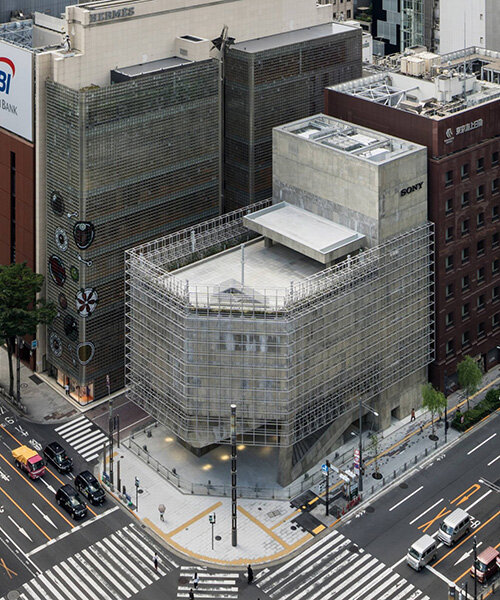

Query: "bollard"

xmin=393 ymin=470 xmax=396 ymax=479
xmin=425 ymin=448 xmax=428 ymax=456
xmin=414 ymin=455 xmax=418 ymax=464
xmin=404 ymin=462 xmax=407 ymax=471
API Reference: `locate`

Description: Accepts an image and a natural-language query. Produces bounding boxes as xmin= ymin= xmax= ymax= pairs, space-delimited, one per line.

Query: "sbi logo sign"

xmin=0 ymin=57 xmax=15 ymax=95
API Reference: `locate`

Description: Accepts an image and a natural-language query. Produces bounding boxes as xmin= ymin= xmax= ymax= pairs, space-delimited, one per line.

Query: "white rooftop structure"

xmin=243 ymin=202 xmax=365 ymax=264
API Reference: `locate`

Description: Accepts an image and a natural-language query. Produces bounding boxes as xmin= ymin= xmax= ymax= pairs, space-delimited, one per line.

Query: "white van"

xmin=407 ymin=534 xmax=437 ymax=571
xmin=437 ymin=508 xmax=470 ymax=546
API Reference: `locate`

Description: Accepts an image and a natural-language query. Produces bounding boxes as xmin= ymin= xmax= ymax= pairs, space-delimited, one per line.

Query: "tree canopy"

xmin=457 ymin=355 xmax=482 ymax=409
xmin=421 ymin=382 xmax=447 ymax=436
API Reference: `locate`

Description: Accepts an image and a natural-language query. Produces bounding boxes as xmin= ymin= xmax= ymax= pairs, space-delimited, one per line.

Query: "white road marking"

xmin=409 ymin=498 xmax=444 ymax=524
xmin=454 ymin=542 xmax=483 ymax=566
xmin=389 ymin=486 xmax=424 ymax=512
xmin=0 ymin=525 xmax=41 ymax=576
xmin=38 ymin=478 xmax=56 ymax=494
xmin=426 ymin=564 xmax=454 ymax=586
xmin=467 ymin=433 xmax=497 ymax=455
xmin=487 ymin=454 xmax=500 ymax=466
xmin=464 ymin=490 xmax=492 ymax=512
xmin=31 ymin=503 xmax=58 ymax=529
xmin=7 ymin=515 xmax=32 ymax=542
xmin=54 ymin=415 xmax=87 ymax=434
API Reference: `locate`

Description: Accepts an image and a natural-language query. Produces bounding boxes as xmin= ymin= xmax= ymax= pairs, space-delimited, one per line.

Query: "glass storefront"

xmin=55 ymin=369 xmax=94 ymax=404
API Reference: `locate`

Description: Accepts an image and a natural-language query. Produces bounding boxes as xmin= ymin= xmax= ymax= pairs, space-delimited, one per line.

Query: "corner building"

xmin=126 ymin=116 xmax=433 ymax=484
xmin=326 ymin=50 xmax=500 ymax=391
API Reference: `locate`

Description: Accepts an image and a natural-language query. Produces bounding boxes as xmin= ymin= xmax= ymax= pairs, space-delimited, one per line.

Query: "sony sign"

xmin=89 ymin=7 xmax=135 ymax=23
xmin=400 ymin=181 xmax=424 ymax=197
xmin=0 ymin=41 xmax=33 ymax=142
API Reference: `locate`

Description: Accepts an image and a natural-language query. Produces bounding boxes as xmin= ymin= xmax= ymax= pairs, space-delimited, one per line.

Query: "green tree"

xmin=457 ymin=355 xmax=482 ymax=411
xmin=0 ymin=263 xmax=56 ymax=398
xmin=421 ymin=383 xmax=447 ymax=438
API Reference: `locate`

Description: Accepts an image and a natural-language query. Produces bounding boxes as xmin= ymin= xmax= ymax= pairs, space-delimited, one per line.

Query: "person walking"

xmin=410 ymin=408 xmax=416 ymax=422
xmin=153 ymin=552 xmax=158 ymax=571
xmin=192 ymin=571 xmax=199 ymax=589
xmin=189 ymin=589 xmax=195 ymax=600
xmin=247 ymin=564 xmax=254 ymax=584
xmin=64 ymin=383 xmax=70 ymax=395
xmin=158 ymin=503 xmax=165 ymax=522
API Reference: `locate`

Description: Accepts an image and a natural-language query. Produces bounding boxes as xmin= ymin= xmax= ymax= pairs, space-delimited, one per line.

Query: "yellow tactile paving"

xmin=237 ymin=505 xmax=291 ymax=549
xmin=312 ymin=524 xmax=326 ymax=534
xmin=164 ymin=501 xmax=222 ymax=539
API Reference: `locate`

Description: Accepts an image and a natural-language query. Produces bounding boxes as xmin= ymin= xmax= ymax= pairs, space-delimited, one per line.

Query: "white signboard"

xmin=0 ymin=41 xmax=33 ymax=142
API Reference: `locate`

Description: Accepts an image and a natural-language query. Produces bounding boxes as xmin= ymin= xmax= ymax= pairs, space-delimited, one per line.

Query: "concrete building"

xmin=326 ymin=54 xmax=500 ymax=392
xmin=0 ymin=0 xmax=72 ymax=22
xmin=126 ymin=115 xmax=433 ymax=484
xmin=0 ymin=0 xmax=361 ymax=402
xmin=331 ymin=0 xmax=355 ymax=21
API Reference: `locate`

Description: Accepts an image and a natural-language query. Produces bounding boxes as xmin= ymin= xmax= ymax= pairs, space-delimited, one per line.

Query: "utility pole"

xmin=16 ymin=336 xmax=21 ymax=405
xmin=230 ymin=404 xmax=237 ymax=547
xmin=107 ymin=374 xmax=113 ymax=486
xmin=325 ymin=459 xmax=330 ymax=516
xmin=135 ymin=476 xmax=140 ymax=511
xmin=209 ymin=512 xmax=216 ymax=550
xmin=358 ymin=397 xmax=363 ymax=493
xmin=473 ymin=536 xmax=477 ymax=600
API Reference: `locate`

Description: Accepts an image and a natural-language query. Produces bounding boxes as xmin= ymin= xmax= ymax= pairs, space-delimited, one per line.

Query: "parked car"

xmin=56 ymin=485 xmax=87 ymax=519
xmin=43 ymin=442 xmax=73 ymax=473
xmin=75 ymin=470 xmax=106 ymax=505
xmin=470 ymin=546 xmax=499 ymax=583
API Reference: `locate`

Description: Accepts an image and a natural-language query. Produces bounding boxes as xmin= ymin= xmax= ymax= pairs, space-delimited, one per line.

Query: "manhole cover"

xmin=138 ymin=489 xmax=144 ymax=494
xmin=7 ymin=591 xmax=20 ymax=600
xmin=365 ymin=506 xmax=375 ymax=513
xmin=215 ymin=535 xmax=221 ymax=541
xmin=291 ymin=525 xmax=297 ymax=530
xmin=399 ymin=483 xmax=408 ymax=489
xmin=21 ymin=383 xmax=28 ymax=388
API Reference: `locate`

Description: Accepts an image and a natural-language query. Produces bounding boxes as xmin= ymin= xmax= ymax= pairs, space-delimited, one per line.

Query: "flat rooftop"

xmin=330 ymin=63 xmax=500 ymax=119
xmin=112 ymin=56 xmax=192 ymax=79
xmin=230 ymin=22 xmax=355 ymax=54
xmin=243 ymin=202 xmax=365 ymax=265
xmin=278 ymin=114 xmax=418 ymax=163
xmin=173 ymin=238 xmax=323 ymax=308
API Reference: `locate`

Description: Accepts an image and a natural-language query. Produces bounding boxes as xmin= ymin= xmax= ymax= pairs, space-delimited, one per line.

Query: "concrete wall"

xmin=485 ymin=0 xmax=500 ymax=52
xmin=438 ymin=0 xmax=486 ymax=54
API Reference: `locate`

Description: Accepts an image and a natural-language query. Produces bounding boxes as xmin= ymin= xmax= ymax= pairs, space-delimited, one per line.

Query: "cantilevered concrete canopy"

xmin=243 ymin=202 xmax=366 ymax=265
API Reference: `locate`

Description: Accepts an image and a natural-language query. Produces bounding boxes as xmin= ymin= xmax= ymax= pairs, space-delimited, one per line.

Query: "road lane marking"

xmin=31 ymin=503 xmax=58 ymax=529
xmin=0 ymin=485 xmax=51 ymax=541
xmin=0 ymin=525 xmax=42 ymax=576
xmin=464 ymin=490 xmax=492 ymax=512
xmin=451 ymin=484 xmax=481 ymax=506
xmin=0 ymin=557 xmax=18 ymax=579
xmin=467 ymin=433 xmax=497 ymax=455
xmin=426 ymin=564 xmax=454 ymax=586
xmin=418 ymin=506 xmax=451 ymax=533
xmin=54 ymin=415 xmax=87 ymax=434
xmin=391 ymin=555 xmax=407 ymax=568
xmin=7 ymin=515 xmax=33 ymax=541
xmin=487 ymin=454 xmax=500 ymax=466
xmin=389 ymin=485 xmax=423 ymax=511
xmin=454 ymin=542 xmax=483 ymax=566
xmin=409 ymin=498 xmax=444 ymax=524
xmin=26 ymin=505 xmax=119 ymax=557
xmin=0 ymin=452 xmax=75 ymax=528
xmin=434 ymin=510 xmax=500 ymax=566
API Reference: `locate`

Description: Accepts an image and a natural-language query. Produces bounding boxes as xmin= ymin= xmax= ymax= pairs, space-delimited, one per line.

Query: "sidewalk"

xmin=99 ymin=366 xmax=500 ymax=568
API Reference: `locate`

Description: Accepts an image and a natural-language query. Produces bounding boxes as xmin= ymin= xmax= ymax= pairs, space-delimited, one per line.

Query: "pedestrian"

xmin=153 ymin=552 xmax=158 ymax=571
xmin=192 ymin=571 xmax=199 ymax=589
xmin=410 ymin=408 xmax=416 ymax=422
xmin=158 ymin=503 xmax=165 ymax=522
xmin=64 ymin=383 xmax=70 ymax=395
xmin=247 ymin=564 xmax=254 ymax=584
xmin=189 ymin=589 xmax=194 ymax=600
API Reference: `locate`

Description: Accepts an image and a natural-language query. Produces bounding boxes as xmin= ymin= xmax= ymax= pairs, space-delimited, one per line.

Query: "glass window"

xmin=477 ymin=157 xmax=484 ymax=173
xmin=445 ymin=255 xmax=454 ymax=271
xmin=461 ymin=191 xmax=469 ymax=207
xmin=445 ymin=312 xmax=454 ymax=327
xmin=477 ymin=267 xmax=485 ymax=283
xmin=477 ymin=295 xmax=485 ymax=310
xmin=446 ymin=340 xmax=454 ymax=356
xmin=445 ymin=170 xmax=453 ymax=186
xmin=492 ymin=179 xmax=499 ymax=194
xmin=446 ymin=226 xmax=454 ymax=242
xmin=477 ymin=240 xmax=485 ymax=257
xmin=477 ymin=322 xmax=485 ymax=338
xmin=461 ymin=164 xmax=469 ymax=180
xmin=493 ymin=286 xmax=500 ymax=301
xmin=477 ymin=213 xmax=485 ymax=228
xmin=445 ymin=198 xmax=453 ymax=214
xmin=461 ymin=331 xmax=470 ymax=347
xmin=462 ymin=247 xmax=469 ymax=263
xmin=492 ymin=205 xmax=499 ymax=221
xmin=462 ymin=276 xmax=470 ymax=291
xmin=493 ymin=313 xmax=499 ymax=328
xmin=462 ymin=303 xmax=470 ymax=318
xmin=446 ymin=283 xmax=454 ymax=299
xmin=492 ymin=151 xmax=499 ymax=166
xmin=493 ymin=259 xmax=499 ymax=274
xmin=477 ymin=185 xmax=485 ymax=201
xmin=461 ymin=220 xmax=469 ymax=235
xmin=493 ymin=232 xmax=499 ymax=248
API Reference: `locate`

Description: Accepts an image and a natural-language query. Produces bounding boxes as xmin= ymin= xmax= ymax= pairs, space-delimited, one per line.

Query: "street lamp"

xmin=358 ymin=398 xmax=378 ymax=494
xmin=473 ymin=535 xmax=477 ymax=600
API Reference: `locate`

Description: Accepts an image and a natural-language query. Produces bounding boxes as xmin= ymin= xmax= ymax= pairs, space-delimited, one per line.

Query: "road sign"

xmin=321 ymin=463 xmax=329 ymax=475
xmin=354 ymin=449 xmax=359 ymax=459
xmin=31 ymin=340 xmax=38 ymax=350
xmin=339 ymin=473 xmax=349 ymax=482
xmin=345 ymin=469 xmax=357 ymax=480
xmin=135 ymin=477 xmax=140 ymax=487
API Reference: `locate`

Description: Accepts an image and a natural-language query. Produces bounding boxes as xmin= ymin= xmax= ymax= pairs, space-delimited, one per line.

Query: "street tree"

xmin=421 ymin=383 xmax=447 ymax=439
xmin=0 ymin=263 xmax=56 ymax=398
xmin=457 ymin=355 xmax=482 ymax=411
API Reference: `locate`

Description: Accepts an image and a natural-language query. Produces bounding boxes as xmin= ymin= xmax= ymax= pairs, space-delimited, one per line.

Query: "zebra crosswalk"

xmin=177 ymin=566 xmax=239 ymax=599
xmin=54 ymin=415 xmax=109 ymax=462
xmin=254 ymin=529 xmax=430 ymax=600
xmin=1 ymin=523 xmax=178 ymax=600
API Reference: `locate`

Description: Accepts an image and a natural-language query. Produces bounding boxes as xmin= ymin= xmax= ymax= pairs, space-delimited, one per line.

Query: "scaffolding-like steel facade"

xmin=126 ymin=202 xmax=434 ymax=448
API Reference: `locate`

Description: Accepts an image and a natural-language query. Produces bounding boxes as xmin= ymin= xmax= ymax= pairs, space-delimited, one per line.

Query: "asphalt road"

xmin=338 ymin=414 xmax=500 ymax=599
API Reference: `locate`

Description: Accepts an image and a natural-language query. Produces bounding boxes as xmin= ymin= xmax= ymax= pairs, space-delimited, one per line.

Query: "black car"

xmin=56 ymin=485 xmax=87 ymax=519
xmin=44 ymin=442 xmax=73 ymax=473
xmin=75 ymin=470 xmax=106 ymax=505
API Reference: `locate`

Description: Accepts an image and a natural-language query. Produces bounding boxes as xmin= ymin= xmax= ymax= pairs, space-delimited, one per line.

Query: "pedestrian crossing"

xmin=1 ymin=523 xmax=178 ymax=600
xmin=54 ymin=415 xmax=109 ymax=462
xmin=177 ymin=566 xmax=239 ymax=599
xmin=254 ymin=529 xmax=430 ymax=600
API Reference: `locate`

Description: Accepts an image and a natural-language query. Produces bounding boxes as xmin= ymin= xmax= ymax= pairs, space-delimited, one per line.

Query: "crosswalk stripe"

xmin=52 ymin=564 xmax=91 ymax=600
xmin=110 ymin=532 xmax=158 ymax=584
xmin=20 ymin=586 xmax=44 ymax=600
xmin=55 ymin=415 xmax=87 ymax=434
xmin=103 ymin=533 xmax=156 ymax=585
xmin=176 ymin=568 xmax=239 ymax=599
xmin=64 ymin=425 xmax=92 ymax=443
xmin=67 ymin=555 xmax=114 ymax=600
xmin=81 ymin=547 xmax=133 ymax=598
xmin=80 ymin=437 xmax=109 ymax=456
xmin=36 ymin=573 xmax=67 ymax=600
xmin=333 ymin=565 xmax=392 ymax=600
xmin=360 ymin=572 xmax=400 ymax=600
xmin=72 ymin=430 xmax=107 ymax=450
xmin=46 ymin=569 xmax=78 ymax=600
xmin=121 ymin=525 xmax=173 ymax=572
xmin=115 ymin=528 xmax=163 ymax=579
xmin=94 ymin=541 xmax=140 ymax=595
